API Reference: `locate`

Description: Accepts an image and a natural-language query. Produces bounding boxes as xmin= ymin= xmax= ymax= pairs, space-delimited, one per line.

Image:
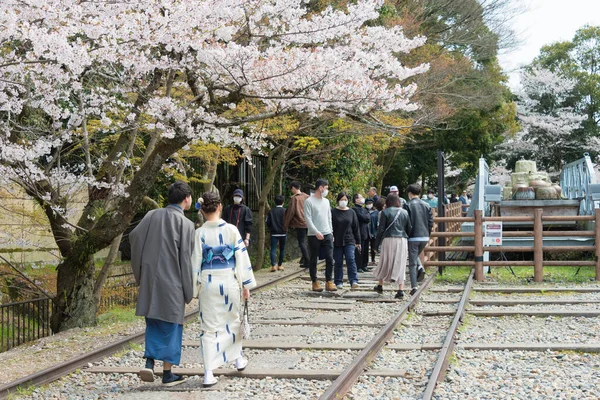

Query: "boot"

xmin=312 ymin=281 xmax=323 ymax=292
xmin=270 ymin=266 xmax=277 ymax=272
xmin=373 ymin=284 xmax=383 ymax=294
xmin=325 ymin=281 xmax=337 ymax=291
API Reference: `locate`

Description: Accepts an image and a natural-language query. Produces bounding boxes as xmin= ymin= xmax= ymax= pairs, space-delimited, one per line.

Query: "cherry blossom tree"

xmin=495 ymin=67 xmax=591 ymax=173
xmin=0 ymin=0 xmax=428 ymax=331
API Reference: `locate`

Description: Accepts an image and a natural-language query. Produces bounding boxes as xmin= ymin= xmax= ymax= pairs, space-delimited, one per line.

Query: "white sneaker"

xmin=235 ymin=356 xmax=248 ymax=371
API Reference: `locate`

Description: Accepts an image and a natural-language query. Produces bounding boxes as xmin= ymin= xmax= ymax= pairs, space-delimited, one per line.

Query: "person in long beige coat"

xmin=130 ymin=181 xmax=195 ymax=386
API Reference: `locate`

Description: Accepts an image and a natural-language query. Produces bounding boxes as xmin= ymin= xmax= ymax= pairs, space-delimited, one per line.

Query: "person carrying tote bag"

xmin=372 ymin=193 xmax=412 ymax=299
xmin=191 ymin=192 xmax=257 ymax=387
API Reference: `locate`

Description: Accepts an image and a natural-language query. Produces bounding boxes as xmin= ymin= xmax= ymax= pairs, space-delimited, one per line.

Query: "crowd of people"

xmin=128 ymin=179 xmax=464 ymax=387
xmin=260 ymin=179 xmax=435 ymax=298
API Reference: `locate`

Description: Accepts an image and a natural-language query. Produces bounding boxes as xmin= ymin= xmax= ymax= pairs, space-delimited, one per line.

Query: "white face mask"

xmin=322 ymin=188 xmax=329 ymax=197
xmin=233 ymin=196 xmax=242 ymax=204
xmin=428 ymin=194 xmax=434 ymax=199
xmin=358 ymin=197 xmax=365 ymax=205
xmin=366 ymin=204 xmax=373 ymax=209
xmin=338 ymin=200 xmax=348 ymax=208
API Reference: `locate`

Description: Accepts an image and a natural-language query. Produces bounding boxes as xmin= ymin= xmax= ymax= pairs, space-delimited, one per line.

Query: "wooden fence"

xmin=421 ymin=202 xmax=463 ymax=266
xmin=424 ymin=208 xmax=600 ymax=282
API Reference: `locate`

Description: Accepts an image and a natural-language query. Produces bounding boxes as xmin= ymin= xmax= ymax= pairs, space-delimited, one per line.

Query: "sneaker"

xmin=325 ymin=281 xmax=337 ymax=291
xmin=235 ymin=356 xmax=248 ymax=371
xmin=312 ymin=281 xmax=323 ymax=292
xmin=394 ymin=290 xmax=404 ymax=299
xmin=336 ymin=284 xmax=343 ymax=290
xmin=270 ymin=266 xmax=277 ymax=272
xmin=139 ymin=358 xmax=154 ymax=382
xmin=162 ymin=371 xmax=186 ymax=387
xmin=278 ymin=265 xmax=284 ymax=271
xmin=351 ymin=282 xmax=359 ymax=289
xmin=417 ymin=268 xmax=425 ymax=282
xmin=410 ymin=288 xmax=418 ymax=296
xmin=373 ymin=285 xmax=383 ymax=294
xmin=203 ymin=375 xmax=218 ymax=388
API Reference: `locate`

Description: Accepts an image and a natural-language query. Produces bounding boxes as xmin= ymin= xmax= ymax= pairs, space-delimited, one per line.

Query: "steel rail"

xmin=421 ymin=269 xmax=474 ymax=400
xmin=319 ymin=272 xmax=437 ymax=400
xmin=0 ymin=267 xmax=307 ymax=399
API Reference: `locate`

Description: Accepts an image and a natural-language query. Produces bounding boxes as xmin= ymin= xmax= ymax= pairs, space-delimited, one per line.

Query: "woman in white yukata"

xmin=192 ymin=191 xmax=257 ymax=387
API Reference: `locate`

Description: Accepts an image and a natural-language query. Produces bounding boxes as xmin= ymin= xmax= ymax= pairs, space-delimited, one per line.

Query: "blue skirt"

xmin=144 ymin=317 xmax=183 ymax=364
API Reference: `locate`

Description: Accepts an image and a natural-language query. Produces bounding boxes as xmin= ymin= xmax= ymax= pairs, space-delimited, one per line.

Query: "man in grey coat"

xmin=130 ymin=181 xmax=195 ymax=386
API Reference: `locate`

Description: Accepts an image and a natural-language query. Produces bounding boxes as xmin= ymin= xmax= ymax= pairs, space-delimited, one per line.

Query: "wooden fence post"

xmin=534 ymin=208 xmax=543 ymax=282
xmin=474 ymin=210 xmax=483 ymax=281
xmin=594 ymin=208 xmax=600 ymax=281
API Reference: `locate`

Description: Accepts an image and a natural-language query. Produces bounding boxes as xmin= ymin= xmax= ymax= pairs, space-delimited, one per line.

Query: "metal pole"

xmin=474 ymin=210 xmax=484 ymax=281
xmin=595 ymin=209 xmax=600 ymax=281
xmin=534 ymin=208 xmax=544 ymax=282
xmin=437 ymin=151 xmax=446 ymax=274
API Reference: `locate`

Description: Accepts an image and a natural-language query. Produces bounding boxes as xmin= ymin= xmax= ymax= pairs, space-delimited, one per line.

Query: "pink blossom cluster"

xmin=0 ymin=0 xmax=427 ymax=217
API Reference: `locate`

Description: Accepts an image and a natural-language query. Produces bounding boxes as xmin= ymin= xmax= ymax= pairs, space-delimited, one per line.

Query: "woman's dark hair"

xmin=336 ymin=191 xmax=349 ymax=202
xmin=375 ymin=197 xmax=386 ymax=211
xmin=385 ymin=193 xmax=401 ymax=208
xmin=168 ymin=181 xmax=193 ymax=204
xmin=201 ymin=192 xmax=221 ymax=214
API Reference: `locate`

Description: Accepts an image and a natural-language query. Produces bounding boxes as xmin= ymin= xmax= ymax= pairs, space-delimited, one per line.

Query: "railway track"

xmin=0 ymin=267 xmax=307 ymax=399
xmin=5 ymin=265 xmax=600 ymax=399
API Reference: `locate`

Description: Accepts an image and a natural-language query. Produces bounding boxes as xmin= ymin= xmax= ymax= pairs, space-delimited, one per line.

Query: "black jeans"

xmin=307 ymin=234 xmax=334 ymax=282
xmin=361 ymin=238 xmax=370 ymax=269
xmin=369 ymin=238 xmax=377 ymax=262
xmin=296 ymin=228 xmax=309 ymax=266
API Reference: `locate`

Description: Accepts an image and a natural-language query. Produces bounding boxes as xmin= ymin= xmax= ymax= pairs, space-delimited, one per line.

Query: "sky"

xmin=498 ymin=0 xmax=600 ymax=88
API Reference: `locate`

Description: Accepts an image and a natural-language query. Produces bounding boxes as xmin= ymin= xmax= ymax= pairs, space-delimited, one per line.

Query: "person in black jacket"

xmin=223 ymin=189 xmax=253 ymax=248
xmin=331 ymin=192 xmax=360 ymax=289
xmin=266 ymin=195 xmax=287 ymax=272
xmin=352 ymin=193 xmax=371 ymax=273
xmin=404 ymin=184 xmax=434 ymax=295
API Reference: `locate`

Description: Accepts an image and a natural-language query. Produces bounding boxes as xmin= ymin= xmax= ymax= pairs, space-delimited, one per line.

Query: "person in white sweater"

xmin=304 ymin=178 xmax=336 ymax=292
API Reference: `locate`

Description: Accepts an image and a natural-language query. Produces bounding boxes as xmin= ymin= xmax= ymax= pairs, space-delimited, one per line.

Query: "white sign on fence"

xmin=483 ymin=222 xmax=502 ymax=246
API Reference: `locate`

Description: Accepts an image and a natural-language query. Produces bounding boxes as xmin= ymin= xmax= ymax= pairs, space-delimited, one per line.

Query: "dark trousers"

xmin=361 ymin=238 xmax=370 ymax=269
xmin=307 ymin=234 xmax=334 ymax=282
xmin=369 ymin=238 xmax=377 ymax=262
xmin=408 ymin=241 xmax=427 ymax=288
xmin=270 ymin=235 xmax=287 ymax=266
xmin=296 ymin=228 xmax=309 ymax=266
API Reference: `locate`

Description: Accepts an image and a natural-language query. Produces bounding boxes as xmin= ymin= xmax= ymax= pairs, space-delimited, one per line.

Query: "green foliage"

xmin=532 ymin=25 xmax=600 ymax=162
xmin=97 ymin=306 xmax=137 ymax=325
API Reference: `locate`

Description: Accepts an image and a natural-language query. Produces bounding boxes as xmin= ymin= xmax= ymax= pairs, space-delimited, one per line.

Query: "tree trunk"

xmin=93 ymin=233 xmax=122 ymax=304
xmin=253 ymin=140 xmax=292 ymax=270
xmin=52 ymin=254 xmax=97 ymax=332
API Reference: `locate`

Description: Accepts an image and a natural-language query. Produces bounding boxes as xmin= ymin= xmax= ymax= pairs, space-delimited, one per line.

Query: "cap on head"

xmin=365 ymin=198 xmax=374 ymax=204
xmin=428 ymin=190 xmax=434 ymax=194
xmin=390 ymin=185 xmax=399 ymax=192
xmin=233 ymin=189 xmax=244 ymax=197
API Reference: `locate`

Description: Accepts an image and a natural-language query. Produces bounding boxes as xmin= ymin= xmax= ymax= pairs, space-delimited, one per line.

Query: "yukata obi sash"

xmin=201 ymin=240 xmax=236 ymax=271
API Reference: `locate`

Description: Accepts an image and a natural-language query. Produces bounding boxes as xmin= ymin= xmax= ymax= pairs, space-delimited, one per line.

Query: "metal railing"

xmin=0 ymin=297 xmax=53 ymax=352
